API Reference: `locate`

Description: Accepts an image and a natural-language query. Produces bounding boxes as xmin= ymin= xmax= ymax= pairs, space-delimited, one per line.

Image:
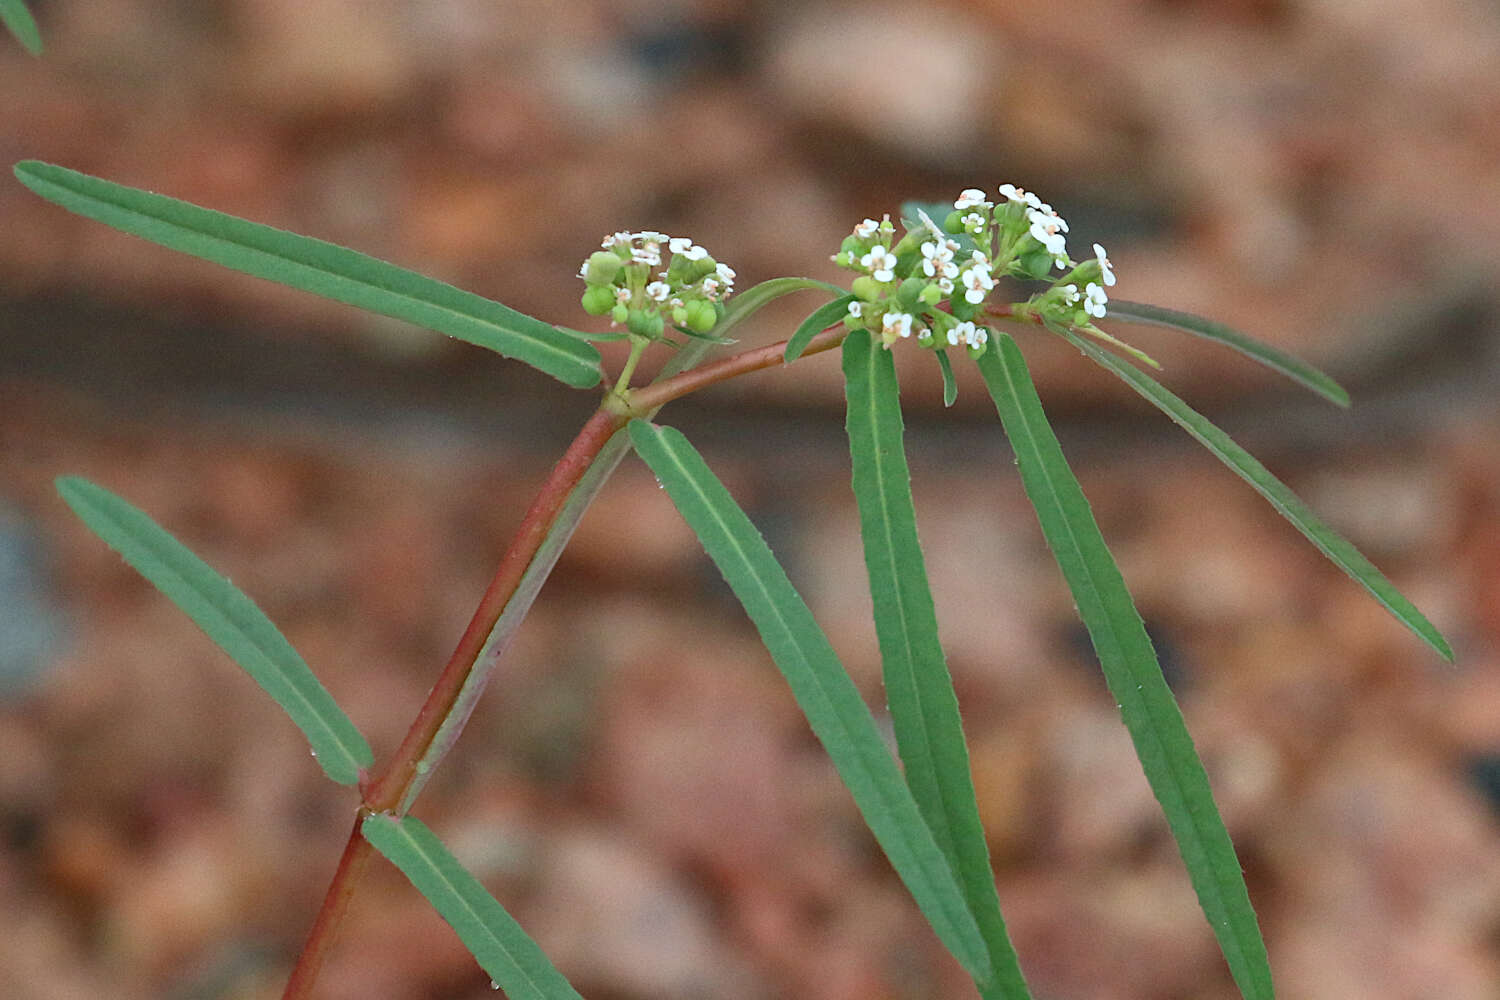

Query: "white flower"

xmin=967 ymin=325 xmax=989 ymax=347
xmin=948 ymin=320 xmax=976 ymax=347
xmin=848 ymin=301 xmax=863 ymax=318
xmin=614 ymin=286 xmax=633 ymax=305
xmin=701 ymin=277 xmax=722 ymax=300
xmin=954 ymin=188 xmax=991 ymax=211
xmin=714 ymin=261 xmax=736 ymax=287
xmin=921 ymin=240 xmax=957 ymax=279
xmin=1027 ymin=209 xmax=1069 ymax=267
xmin=854 ymin=217 xmax=880 ymax=239
xmin=861 ymin=246 xmax=898 ymax=283
xmin=669 ymin=237 xmax=709 ymax=261
xmin=1093 ymin=242 xmax=1115 ymax=286
xmin=1084 ymin=282 xmax=1108 ymax=318
xmin=645 ymin=281 xmax=671 ymax=302
xmin=1059 ymin=283 xmax=1080 ymax=305
xmin=602 ymin=230 xmax=633 ymax=248
xmin=998 ymin=183 xmax=1042 ymax=209
xmin=882 ymin=311 xmax=914 ymax=339
xmin=634 ymin=230 xmax=668 ymax=243
xmin=961 ymin=211 xmax=987 ymax=232
xmin=937 ymin=276 xmax=955 ymax=294
xmin=961 ymin=262 xmax=995 ymax=304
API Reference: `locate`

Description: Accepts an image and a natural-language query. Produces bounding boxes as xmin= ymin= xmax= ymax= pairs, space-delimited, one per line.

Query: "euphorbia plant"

xmin=14 ymin=159 xmax=1451 ymax=1000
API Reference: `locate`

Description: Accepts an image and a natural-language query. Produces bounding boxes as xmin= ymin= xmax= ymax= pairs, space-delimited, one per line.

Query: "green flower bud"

xmin=691 ymin=256 xmax=719 ymax=281
xmin=626 ymin=308 xmax=655 ymax=338
xmin=611 ymin=303 xmax=629 ymax=324
xmin=581 ymin=284 xmax=616 ymax=316
xmin=919 ymin=282 xmax=942 ymax=307
xmin=851 ymin=276 xmax=882 ymax=302
xmin=686 ymin=298 xmax=717 ymax=334
xmin=840 ymin=235 xmax=863 ymax=254
xmin=944 ymin=210 xmax=964 ymax=234
xmin=672 ymin=305 xmax=689 ymax=325
xmin=586 ymin=251 xmax=623 ymax=284
xmin=1018 ymin=247 xmax=1054 ymax=280
xmin=897 ymin=277 xmax=925 ymax=310
xmin=834 ymin=250 xmax=855 ymax=268
xmin=967 ymin=339 xmax=989 ymax=360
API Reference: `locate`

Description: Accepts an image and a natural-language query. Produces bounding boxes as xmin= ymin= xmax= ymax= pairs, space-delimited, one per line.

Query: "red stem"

xmin=281 ymin=321 xmax=854 ymax=998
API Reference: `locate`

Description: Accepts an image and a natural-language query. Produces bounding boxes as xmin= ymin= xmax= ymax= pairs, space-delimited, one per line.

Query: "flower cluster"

xmin=578 ymin=232 xmax=736 ymax=339
xmin=831 ymin=185 xmax=1118 ymax=356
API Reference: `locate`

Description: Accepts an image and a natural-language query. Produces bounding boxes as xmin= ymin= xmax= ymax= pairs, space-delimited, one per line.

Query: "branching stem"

xmin=282 ymin=319 xmax=844 ymax=999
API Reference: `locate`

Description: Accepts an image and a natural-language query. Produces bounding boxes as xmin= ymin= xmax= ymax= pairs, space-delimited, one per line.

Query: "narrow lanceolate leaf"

xmin=842 ymin=330 xmax=1031 ymax=999
xmin=719 ymin=276 xmax=845 ymax=335
xmin=0 ymin=0 xmax=41 ymax=54
xmin=1107 ymin=300 xmax=1350 ymax=408
xmin=1052 ymin=321 xmax=1452 ymax=661
xmin=363 ymin=814 xmax=583 ymax=1000
xmin=12 ymin=161 xmax=601 ymax=388
xmin=785 ymin=294 xmax=857 ymax=362
xmin=56 ymin=477 xmax=373 ymax=784
xmin=934 ymin=348 xmax=959 ymax=407
xmin=976 ymin=337 xmax=1274 ymax=1000
xmin=627 ymin=420 xmax=992 ymax=985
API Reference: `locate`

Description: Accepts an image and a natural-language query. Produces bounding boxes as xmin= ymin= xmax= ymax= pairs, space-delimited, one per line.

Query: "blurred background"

xmin=2 ymin=1 xmax=1499 ymax=997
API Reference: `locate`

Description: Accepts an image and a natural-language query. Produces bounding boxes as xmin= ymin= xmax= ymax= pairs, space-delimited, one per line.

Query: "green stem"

xmin=614 ymin=335 xmax=650 ymax=392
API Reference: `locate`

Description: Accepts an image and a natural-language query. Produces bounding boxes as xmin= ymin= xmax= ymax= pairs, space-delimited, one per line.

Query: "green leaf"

xmin=785 ymin=294 xmax=856 ymax=362
xmin=1106 ymin=300 xmax=1350 ymax=407
xmin=627 ymin=419 xmax=991 ymax=985
xmin=56 ymin=477 xmax=373 ymax=785
xmin=842 ymin=330 xmax=1031 ymax=998
xmin=718 ymin=276 xmax=844 ymax=333
xmin=1051 ymin=320 xmax=1452 ymax=661
xmin=934 ymin=348 xmax=959 ymax=407
xmin=363 ymin=814 xmax=583 ymax=1000
xmin=0 ymin=0 xmax=40 ymax=55
xmin=12 ymin=161 xmax=601 ymax=389
xmin=554 ymin=325 xmax=631 ymax=343
xmin=975 ymin=336 xmax=1274 ymax=1000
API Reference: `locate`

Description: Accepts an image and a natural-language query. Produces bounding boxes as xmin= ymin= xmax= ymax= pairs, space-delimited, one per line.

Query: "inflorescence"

xmin=577 ymin=231 xmax=736 ymax=340
xmin=832 ymin=184 xmax=1117 ymax=358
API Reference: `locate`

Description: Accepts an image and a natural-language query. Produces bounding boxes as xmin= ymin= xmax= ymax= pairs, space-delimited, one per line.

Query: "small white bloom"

xmin=961 ymin=263 xmax=995 ymax=304
xmin=961 ymin=211 xmax=987 ymax=232
xmin=921 ymin=240 xmax=957 ymax=279
xmin=970 ymin=249 xmax=990 ymax=265
xmin=882 ymin=311 xmax=914 ymax=339
xmin=614 ymin=286 xmax=633 ymax=305
xmin=948 ymin=320 xmax=977 ymax=347
xmin=602 ymin=231 xmax=633 ymax=248
xmin=634 ymin=230 xmax=668 ymax=243
xmin=715 ymin=261 xmax=736 ymax=287
xmin=954 ymin=188 xmax=991 ymax=211
xmin=937 ymin=276 xmax=955 ymax=294
xmin=669 ymin=237 xmax=710 ymax=261
xmin=968 ymin=326 xmax=988 ymax=348
xmin=701 ymin=277 xmax=722 ymax=300
xmin=854 ymin=218 xmax=880 ymax=239
xmin=998 ymin=183 xmax=1042 ymax=209
xmin=645 ymin=281 xmax=671 ymax=302
xmin=848 ymin=301 xmax=863 ymax=318
xmin=576 ymin=261 xmax=589 ymax=280
xmin=861 ymin=246 xmax=898 ymax=283
xmin=1084 ymin=282 xmax=1108 ymax=318
xmin=1093 ymin=243 xmax=1115 ymax=286
xmin=1059 ymin=283 xmax=1081 ymax=304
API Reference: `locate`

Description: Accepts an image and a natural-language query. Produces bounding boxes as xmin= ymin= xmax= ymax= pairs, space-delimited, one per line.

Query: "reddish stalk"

xmin=281 ymin=322 xmax=852 ymax=998
xmin=281 ymin=815 xmax=374 ymax=1000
